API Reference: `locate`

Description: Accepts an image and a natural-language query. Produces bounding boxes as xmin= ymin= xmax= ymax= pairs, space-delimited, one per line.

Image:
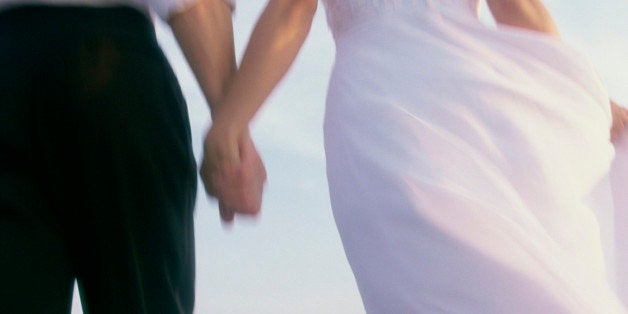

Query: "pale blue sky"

xmin=71 ymin=1 xmax=628 ymax=313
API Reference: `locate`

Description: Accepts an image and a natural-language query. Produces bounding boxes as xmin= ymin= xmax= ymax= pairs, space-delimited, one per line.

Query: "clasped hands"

xmin=200 ymin=119 xmax=266 ymax=223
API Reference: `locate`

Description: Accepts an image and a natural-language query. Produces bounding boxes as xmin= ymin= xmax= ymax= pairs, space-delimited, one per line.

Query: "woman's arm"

xmin=210 ymin=0 xmax=318 ymax=135
xmin=486 ymin=0 xmax=559 ymax=36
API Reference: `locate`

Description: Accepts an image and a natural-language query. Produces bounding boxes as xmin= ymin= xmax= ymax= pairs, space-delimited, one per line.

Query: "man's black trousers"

xmin=0 ymin=6 xmax=197 ymax=313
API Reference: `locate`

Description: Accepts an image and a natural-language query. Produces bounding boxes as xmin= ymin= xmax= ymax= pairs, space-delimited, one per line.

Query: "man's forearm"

xmin=487 ymin=0 xmax=559 ymax=36
xmin=169 ymin=0 xmax=236 ymax=114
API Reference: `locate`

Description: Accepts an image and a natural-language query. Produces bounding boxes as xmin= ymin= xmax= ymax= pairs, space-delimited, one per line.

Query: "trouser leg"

xmin=0 ymin=178 xmax=74 ymax=314
xmin=0 ymin=7 xmax=197 ymax=313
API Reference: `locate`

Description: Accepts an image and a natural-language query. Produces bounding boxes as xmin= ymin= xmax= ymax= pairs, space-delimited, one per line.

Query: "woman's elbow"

xmin=289 ymin=0 xmax=318 ymax=16
xmin=300 ymin=0 xmax=318 ymax=15
xmin=273 ymin=0 xmax=318 ymax=23
xmin=487 ymin=0 xmax=525 ymax=13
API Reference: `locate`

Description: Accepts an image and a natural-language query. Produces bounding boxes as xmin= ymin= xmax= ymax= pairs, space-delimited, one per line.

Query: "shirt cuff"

xmin=224 ymin=0 xmax=235 ymax=11
xmin=152 ymin=0 xmax=235 ymax=21
xmin=150 ymin=0 xmax=197 ymax=20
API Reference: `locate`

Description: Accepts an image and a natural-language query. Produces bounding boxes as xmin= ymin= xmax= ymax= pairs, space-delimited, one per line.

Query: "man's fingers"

xmin=203 ymin=157 xmax=246 ymax=198
xmin=200 ymin=153 xmax=228 ymax=198
xmin=217 ymin=185 xmax=261 ymax=216
xmin=200 ymin=129 xmax=266 ymax=224
xmin=212 ymin=169 xmax=259 ymax=213
xmin=205 ymin=132 xmax=266 ymax=219
xmin=219 ymin=202 xmax=235 ymax=223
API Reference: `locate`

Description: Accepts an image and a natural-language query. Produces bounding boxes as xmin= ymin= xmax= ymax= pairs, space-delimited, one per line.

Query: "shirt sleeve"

xmin=150 ymin=0 xmax=235 ymax=21
xmin=223 ymin=0 xmax=235 ymax=11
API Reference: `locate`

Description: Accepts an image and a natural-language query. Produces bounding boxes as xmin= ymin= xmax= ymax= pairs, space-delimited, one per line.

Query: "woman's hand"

xmin=200 ymin=121 xmax=267 ymax=223
xmin=486 ymin=0 xmax=560 ymax=37
xmin=611 ymin=100 xmax=628 ymax=142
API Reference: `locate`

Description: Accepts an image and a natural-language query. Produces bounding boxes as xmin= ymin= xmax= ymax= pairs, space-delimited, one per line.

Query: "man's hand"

xmin=200 ymin=124 xmax=267 ymax=223
xmin=611 ymin=100 xmax=628 ymax=142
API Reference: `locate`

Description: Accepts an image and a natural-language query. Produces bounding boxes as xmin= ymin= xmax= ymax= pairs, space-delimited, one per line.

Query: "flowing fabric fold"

xmin=323 ymin=0 xmax=628 ymax=311
xmin=612 ymin=129 xmax=628 ymax=306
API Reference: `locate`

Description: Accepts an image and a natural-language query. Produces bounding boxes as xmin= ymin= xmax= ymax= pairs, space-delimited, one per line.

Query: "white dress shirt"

xmin=0 ymin=0 xmax=234 ymax=21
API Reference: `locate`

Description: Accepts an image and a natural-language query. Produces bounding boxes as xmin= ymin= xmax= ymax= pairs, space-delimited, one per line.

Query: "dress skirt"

xmin=323 ymin=2 xmax=628 ymax=313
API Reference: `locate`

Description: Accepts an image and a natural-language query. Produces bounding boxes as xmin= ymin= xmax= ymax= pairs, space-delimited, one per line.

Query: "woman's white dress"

xmin=321 ymin=0 xmax=628 ymax=312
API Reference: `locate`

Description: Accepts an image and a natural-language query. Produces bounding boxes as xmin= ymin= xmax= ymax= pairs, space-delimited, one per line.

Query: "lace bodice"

xmin=322 ymin=0 xmax=480 ymax=38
